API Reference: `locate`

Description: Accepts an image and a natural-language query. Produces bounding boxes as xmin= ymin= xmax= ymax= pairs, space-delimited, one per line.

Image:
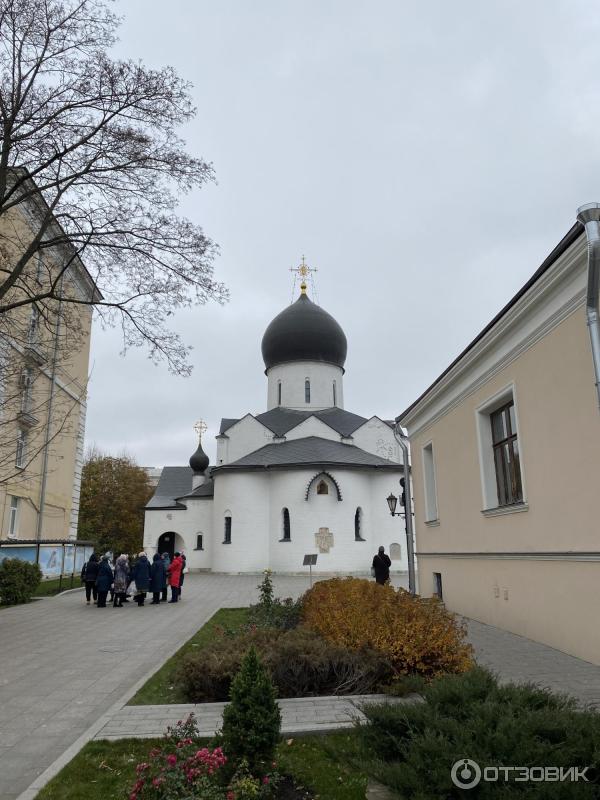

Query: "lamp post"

xmin=387 ymin=423 xmax=416 ymax=595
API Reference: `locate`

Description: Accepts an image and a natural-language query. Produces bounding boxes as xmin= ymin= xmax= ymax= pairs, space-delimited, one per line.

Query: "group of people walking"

xmin=81 ymin=551 xmax=186 ymax=608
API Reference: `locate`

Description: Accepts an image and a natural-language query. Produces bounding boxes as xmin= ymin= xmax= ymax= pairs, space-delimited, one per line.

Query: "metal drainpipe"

xmin=393 ymin=423 xmax=416 ymax=595
xmin=35 ymin=279 xmax=64 ymax=562
xmin=577 ymin=203 xmax=600 ymax=409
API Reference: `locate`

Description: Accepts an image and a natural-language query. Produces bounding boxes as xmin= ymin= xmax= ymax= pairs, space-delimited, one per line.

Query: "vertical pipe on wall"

xmin=577 ymin=203 xmax=600 ymax=409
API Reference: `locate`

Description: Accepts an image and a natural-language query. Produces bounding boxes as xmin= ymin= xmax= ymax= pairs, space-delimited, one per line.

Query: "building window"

xmin=433 ymin=572 xmax=443 ymax=600
xmin=28 ymin=306 xmax=39 ymax=346
xmin=20 ymin=368 xmax=33 ymax=413
xmin=490 ymin=401 xmax=523 ymax=507
xmin=15 ymin=429 xmax=26 ymax=468
xmin=8 ymin=496 xmax=19 ymax=538
xmin=316 ymin=480 xmax=328 ymax=495
xmin=195 ymin=533 xmax=204 ymax=550
xmin=422 ymin=442 xmax=438 ymax=521
xmin=277 ymin=381 xmax=282 ymax=406
xmin=333 ymin=381 xmax=337 ymax=407
xmin=282 ymin=508 xmax=291 ymax=540
xmin=223 ymin=516 xmax=232 ymax=544
xmin=305 ymin=379 xmax=310 ymax=403
xmin=354 ymin=507 xmax=364 ymax=540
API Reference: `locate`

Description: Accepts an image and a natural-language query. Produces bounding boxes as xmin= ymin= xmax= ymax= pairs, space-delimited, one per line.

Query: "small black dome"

xmin=261 ymin=293 xmax=348 ymax=371
xmin=189 ymin=440 xmax=209 ymax=473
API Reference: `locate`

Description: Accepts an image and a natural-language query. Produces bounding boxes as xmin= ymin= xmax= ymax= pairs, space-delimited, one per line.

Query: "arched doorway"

xmin=157 ymin=531 xmax=178 ymax=559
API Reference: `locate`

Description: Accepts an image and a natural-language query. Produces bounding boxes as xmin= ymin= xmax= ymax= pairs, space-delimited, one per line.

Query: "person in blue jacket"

xmin=149 ymin=553 xmax=166 ymax=604
xmin=95 ymin=556 xmax=114 ymax=608
xmin=132 ymin=551 xmax=151 ymax=606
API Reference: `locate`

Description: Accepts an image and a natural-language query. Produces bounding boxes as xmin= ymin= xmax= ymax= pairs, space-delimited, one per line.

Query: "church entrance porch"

xmin=156 ymin=531 xmax=185 ymax=559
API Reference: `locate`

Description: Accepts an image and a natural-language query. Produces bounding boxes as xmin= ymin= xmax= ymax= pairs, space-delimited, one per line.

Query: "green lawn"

xmin=34 ymin=577 xmax=82 ymax=596
xmin=35 ymin=733 xmax=369 ymax=800
xmin=128 ymin=607 xmax=250 ymax=705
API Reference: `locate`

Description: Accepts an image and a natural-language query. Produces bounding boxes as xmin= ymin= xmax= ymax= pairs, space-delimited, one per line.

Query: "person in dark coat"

xmin=132 ymin=551 xmax=151 ymax=606
xmin=81 ymin=553 xmax=99 ymax=604
xmin=150 ymin=553 xmax=166 ymax=604
xmin=95 ymin=556 xmax=114 ymax=607
xmin=372 ymin=546 xmax=392 ymax=586
xmin=160 ymin=553 xmax=170 ymax=602
xmin=167 ymin=552 xmax=183 ymax=603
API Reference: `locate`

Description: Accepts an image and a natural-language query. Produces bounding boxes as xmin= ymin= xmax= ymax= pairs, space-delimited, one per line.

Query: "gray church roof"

xmin=145 ymin=466 xmax=192 ymax=509
xmin=219 ymin=407 xmax=391 ymax=438
xmin=213 ymin=436 xmax=403 ymax=472
xmin=146 ymin=468 xmax=214 ymax=509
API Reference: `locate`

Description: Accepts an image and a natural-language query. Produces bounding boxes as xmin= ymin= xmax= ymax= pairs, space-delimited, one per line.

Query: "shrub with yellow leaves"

xmin=301 ymin=578 xmax=473 ymax=679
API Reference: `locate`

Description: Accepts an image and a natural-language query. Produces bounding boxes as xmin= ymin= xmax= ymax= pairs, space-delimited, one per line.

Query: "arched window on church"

xmin=277 ymin=381 xmax=282 ymax=406
xmin=223 ymin=514 xmax=232 ymax=544
xmin=355 ymin=507 xmax=364 ymax=540
xmin=333 ymin=380 xmax=337 ymax=407
xmin=317 ymin=480 xmax=329 ymax=495
xmin=282 ymin=508 xmax=291 ymax=541
xmin=305 ymin=379 xmax=310 ymax=403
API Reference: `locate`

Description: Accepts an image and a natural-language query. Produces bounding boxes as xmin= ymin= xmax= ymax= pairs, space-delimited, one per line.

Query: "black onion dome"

xmin=189 ymin=440 xmax=209 ymax=473
xmin=261 ymin=293 xmax=348 ymax=371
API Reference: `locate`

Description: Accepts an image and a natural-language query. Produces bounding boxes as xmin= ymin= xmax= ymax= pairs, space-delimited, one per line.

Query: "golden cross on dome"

xmin=194 ymin=419 xmax=208 ymax=441
xmin=290 ymin=255 xmax=317 ymax=294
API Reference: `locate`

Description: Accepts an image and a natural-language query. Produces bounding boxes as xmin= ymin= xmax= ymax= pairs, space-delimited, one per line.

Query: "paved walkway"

xmin=467 ymin=618 xmax=600 ymax=709
xmin=94 ymin=694 xmax=412 ymax=740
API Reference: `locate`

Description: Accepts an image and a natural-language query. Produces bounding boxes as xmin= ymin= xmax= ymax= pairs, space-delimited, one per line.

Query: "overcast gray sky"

xmin=85 ymin=0 xmax=600 ymax=466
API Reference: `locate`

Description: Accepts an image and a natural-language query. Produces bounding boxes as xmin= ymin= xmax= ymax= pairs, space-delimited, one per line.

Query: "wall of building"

xmin=351 ymin=417 xmax=400 ymax=462
xmin=405 ymin=243 xmax=600 ymax=663
xmin=217 ymin=416 xmax=274 ymax=465
xmin=266 ymin=361 xmax=344 ymax=411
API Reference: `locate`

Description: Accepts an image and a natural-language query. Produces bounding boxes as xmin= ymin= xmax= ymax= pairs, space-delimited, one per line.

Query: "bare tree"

xmin=0 ymin=0 xmax=226 ymax=377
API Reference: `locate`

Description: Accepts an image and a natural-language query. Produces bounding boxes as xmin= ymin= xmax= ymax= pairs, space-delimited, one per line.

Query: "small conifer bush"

xmin=220 ymin=646 xmax=281 ymax=775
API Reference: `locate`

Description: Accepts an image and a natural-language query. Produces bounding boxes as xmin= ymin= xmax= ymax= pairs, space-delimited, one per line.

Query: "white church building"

xmin=143 ymin=275 xmax=407 ymax=574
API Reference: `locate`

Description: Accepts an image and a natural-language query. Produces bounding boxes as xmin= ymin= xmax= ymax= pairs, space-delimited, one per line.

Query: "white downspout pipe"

xmin=577 ymin=203 xmax=600 ymax=408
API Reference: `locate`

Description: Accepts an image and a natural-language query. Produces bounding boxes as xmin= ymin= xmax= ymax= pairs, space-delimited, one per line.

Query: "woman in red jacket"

xmin=167 ymin=552 xmax=183 ymax=603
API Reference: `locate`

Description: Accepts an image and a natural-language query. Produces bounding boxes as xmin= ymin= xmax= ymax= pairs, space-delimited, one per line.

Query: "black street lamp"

xmin=386 ymin=493 xmax=398 ymax=516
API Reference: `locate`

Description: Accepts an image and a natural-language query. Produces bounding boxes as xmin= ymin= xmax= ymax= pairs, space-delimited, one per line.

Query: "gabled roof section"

xmin=253 ymin=407 xmax=369 ymax=438
xmin=219 ymin=418 xmax=239 ymax=435
xmin=177 ymin=478 xmax=215 ymax=500
xmin=145 ymin=466 xmax=193 ymax=509
xmin=212 ymin=436 xmax=403 ymax=472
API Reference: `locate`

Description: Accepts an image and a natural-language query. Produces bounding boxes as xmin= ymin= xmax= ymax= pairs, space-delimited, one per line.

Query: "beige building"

xmin=0 ymin=176 xmax=97 ymax=545
xmin=398 ymin=213 xmax=600 ymax=666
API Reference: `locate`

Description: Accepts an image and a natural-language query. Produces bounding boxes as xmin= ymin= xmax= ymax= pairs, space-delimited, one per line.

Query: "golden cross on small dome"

xmin=290 ymin=255 xmax=317 ymax=294
xmin=194 ymin=419 xmax=208 ymax=440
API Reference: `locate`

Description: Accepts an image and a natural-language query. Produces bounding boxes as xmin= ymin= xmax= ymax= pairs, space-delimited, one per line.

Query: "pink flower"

xmin=166 ymin=754 xmax=177 ymax=766
xmin=263 ymin=776 xmax=270 ymax=784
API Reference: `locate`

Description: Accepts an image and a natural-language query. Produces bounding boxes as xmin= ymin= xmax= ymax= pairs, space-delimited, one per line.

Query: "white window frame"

xmin=277 ymin=381 xmax=282 ymax=406
xmin=305 ymin=378 xmax=311 ymax=404
xmin=333 ymin=380 xmax=337 ymax=407
xmin=8 ymin=496 xmax=19 ymax=538
xmin=223 ymin=513 xmax=232 ymax=544
xmin=475 ymin=383 xmax=528 ymax=513
xmin=421 ymin=440 xmax=439 ymax=523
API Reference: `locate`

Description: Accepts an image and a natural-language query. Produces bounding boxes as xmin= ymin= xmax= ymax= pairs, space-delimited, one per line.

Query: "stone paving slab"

xmin=93 ymin=694 xmax=412 ymax=741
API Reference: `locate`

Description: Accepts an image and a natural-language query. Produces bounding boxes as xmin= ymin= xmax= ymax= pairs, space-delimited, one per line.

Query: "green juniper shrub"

xmin=220 ymin=646 xmax=281 ymax=777
xmin=176 ymin=627 xmax=392 ymax=702
xmin=247 ymin=596 xmax=303 ymax=631
xmin=356 ymin=667 xmax=600 ymax=798
xmin=0 ymin=558 xmax=42 ymax=605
